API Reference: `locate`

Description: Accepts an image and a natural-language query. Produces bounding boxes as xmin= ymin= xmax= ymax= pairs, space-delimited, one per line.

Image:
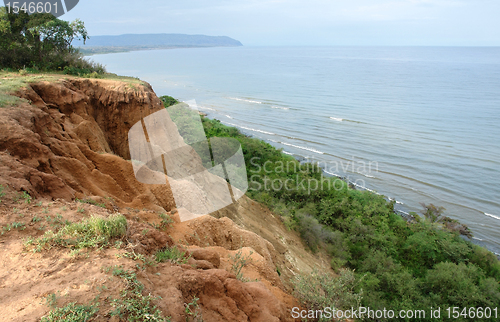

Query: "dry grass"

xmin=0 ymin=70 xmax=146 ymax=108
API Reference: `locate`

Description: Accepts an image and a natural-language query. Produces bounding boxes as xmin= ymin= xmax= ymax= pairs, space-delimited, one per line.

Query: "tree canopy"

xmin=0 ymin=7 xmax=97 ymax=72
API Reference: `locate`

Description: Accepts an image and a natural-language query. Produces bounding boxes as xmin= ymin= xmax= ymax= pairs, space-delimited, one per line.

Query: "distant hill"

xmin=75 ymin=33 xmax=243 ymax=47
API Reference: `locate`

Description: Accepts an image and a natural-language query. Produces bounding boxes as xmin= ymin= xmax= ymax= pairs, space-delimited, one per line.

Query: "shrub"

xmin=198 ymin=115 xmax=500 ymax=315
xmin=293 ymin=269 xmax=362 ymax=322
xmin=159 ymin=95 xmax=179 ymax=107
xmin=423 ymin=262 xmax=500 ymax=307
xmin=295 ymin=213 xmax=322 ymax=252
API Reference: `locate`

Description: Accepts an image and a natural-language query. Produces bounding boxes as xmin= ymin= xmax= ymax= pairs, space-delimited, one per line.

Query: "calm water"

xmin=92 ymin=46 xmax=500 ymax=255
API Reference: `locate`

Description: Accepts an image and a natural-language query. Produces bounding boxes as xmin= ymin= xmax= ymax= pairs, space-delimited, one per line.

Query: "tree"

xmin=421 ymin=203 xmax=445 ymax=223
xmin=31 ymin=18 xmax=88 ymax=50
xmin=0 ymin=7 xmax=93 ymax=71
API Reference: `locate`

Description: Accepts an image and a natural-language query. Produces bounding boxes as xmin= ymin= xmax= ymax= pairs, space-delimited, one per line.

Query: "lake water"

xmin=91 ymin=46 xmax=500 ymax=255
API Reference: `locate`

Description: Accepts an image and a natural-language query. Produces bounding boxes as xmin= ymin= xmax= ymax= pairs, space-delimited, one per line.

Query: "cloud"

xmin=61 ymin=0 xmax=500 ymax=45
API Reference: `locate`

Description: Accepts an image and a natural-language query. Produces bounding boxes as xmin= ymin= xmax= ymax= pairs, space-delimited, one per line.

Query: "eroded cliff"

xmin=0 ymin=74 xmax=327 ymax=321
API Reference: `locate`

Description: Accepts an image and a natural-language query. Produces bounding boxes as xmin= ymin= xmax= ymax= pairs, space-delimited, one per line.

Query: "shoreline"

xmin=80 ymin=45 xmax=242 ymax=56
xmin=203 ymin=112 xmax=500 ymax=260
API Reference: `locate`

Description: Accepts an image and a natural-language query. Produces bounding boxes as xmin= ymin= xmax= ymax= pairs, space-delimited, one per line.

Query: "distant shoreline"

xmin=75 ymin=33 xmax=243 ymax=56
xmin=79 ymin=45 xmax=242 ymax=56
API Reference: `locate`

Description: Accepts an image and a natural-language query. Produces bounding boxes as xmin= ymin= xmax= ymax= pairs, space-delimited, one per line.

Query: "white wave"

xmin=200 ymin=106 xmax=216 ymax=111
xmin=323 ymin=170 xmax=339 ymax=177
xmin=354 ymin=182 xmax=373 ymax=192
xmin=282 ymin=151 xmax=293 ymax=155
xmin=387 ymin=197 xmax=403 ymax=204
xmin=330 ymin=117 xmax=343 ymax=122
xmin=226 ymin=122 xmax=275 ymax=135
xmin=358 ymin=172 xmax=375 ymax=178
xmin=280 ymin=142 xmax=324 ymax=154
xmin=225 ymin=115 xmax=233 ymax=119
xmin=272 ymin=106 xmax=290 ymax=110
xmin=323 ymin=170 xmax=347 ymax=180
xmin=355 ymin=184 xmax=380 ymax=195
xmin=472 ymin=237 xmax=484 ymax=241
xmin=484 ymin=213 xmax=500 ymax=221
xmin=228 ymin=97 xmax=262 ymax=104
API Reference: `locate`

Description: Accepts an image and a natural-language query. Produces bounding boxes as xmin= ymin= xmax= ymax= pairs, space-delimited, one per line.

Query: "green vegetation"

xmin=0 ymin=7 xmax=104 ymax=74
xmin=199 ymin=115 xmax=500 ymax=321
xmin=184 ymin=296 xmax=203 ymax=322
xmin=0 ymin=185 xmax=5 ymax=202
xmin=1 ymin=221 xmax=26 ymax=234
xmin=0 ymin=13 xmax=145 ymax=108
xmin=292 ymin=269 xmax=362 ymax=322
xmin=41 ymin=302 xmax=99 ymax=322
xmin=11 ymin=222 xmax=26 ymax=230
xmin=155 ymin=245 xmax=190 ymax=264
xmin=75 ymin=198 xmax=106 ymax=208
xmin=110 ymin=267 xmax=170 ymax=321
xmin=43 ymin=213 xmax=70 ymax=230
xmin=13 ymin=190 xmax=31 ymax=204
xmin=31 ymin=215 xmax=42 ymax=223
xmin=121 ymin=250 xmax=156 ymax=270
xmin=41 ymin=266 xmax=170 ymax=321
xmin=0 ymin=71 xmax=64 ymax=107
xmin=158 ymin=213 xmax=174 ymax=230
xmin=159 ymin=95 xmax=179 ymax=107
xmin=25 ymin=214 xmax=127 ymax=252
xmin=43 ymin=292 xmax=60 ymax=308
xmin=229 ymin=249 xmax=253 ymax=281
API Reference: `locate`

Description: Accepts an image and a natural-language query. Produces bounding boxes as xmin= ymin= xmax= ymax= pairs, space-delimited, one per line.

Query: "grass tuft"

xmin=40 ymin=302 xmax=99 ymax=322
xmin=110 ymin=267 xmax=170 ymax=321
xmin=155 ymin=246 xmax=190 ymax=265
xmin=75 ymin=198 xmax=106 ymax=208
xmin=24 ymin=214 xmax=127 ymax=252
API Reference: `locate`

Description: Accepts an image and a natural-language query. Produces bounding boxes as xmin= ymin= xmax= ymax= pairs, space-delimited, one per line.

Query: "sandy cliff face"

xmin=0 ymin=78 xmax=175 ymax=211
xmin=0 ymin=76 xmax=326 ymax=321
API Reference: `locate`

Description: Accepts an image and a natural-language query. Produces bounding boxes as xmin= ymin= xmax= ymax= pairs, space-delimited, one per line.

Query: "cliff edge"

xmin=0 ymin=73 xmax=327 ymax=321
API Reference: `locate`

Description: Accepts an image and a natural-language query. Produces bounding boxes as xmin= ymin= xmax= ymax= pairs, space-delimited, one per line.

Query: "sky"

xmin=61 ymin=0 xmax=500 ymax=46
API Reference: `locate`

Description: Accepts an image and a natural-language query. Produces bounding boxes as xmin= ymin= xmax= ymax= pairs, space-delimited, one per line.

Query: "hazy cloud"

xmin=61 ymin=0 xmax=500 ymax=45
